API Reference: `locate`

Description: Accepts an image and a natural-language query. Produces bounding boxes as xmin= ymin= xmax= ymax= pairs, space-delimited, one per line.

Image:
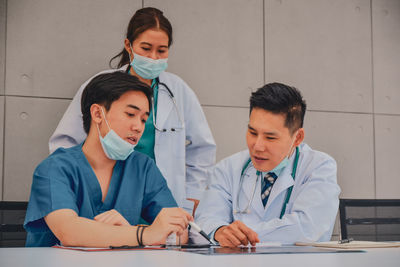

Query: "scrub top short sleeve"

xmin=24 ymin=156 xmax=80 ymax=233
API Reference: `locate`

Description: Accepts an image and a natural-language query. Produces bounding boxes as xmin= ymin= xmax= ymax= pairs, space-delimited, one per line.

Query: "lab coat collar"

xmin=153 ymin=73 xmax=174 ymax=130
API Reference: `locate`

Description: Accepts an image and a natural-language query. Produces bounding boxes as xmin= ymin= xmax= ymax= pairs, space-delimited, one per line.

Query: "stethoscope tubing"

xmin=235 ymin=147 xmax=300 ymax=218
xmin=125 ymin=65 xmax=184 ymax=132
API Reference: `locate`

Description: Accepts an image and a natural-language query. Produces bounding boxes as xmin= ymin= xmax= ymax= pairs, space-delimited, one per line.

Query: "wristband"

xmin=140 ymin=225 xmax=147 ymax=246
xmin=136 ymin=225 xmax=142 ymax=246
xmin=136 ymin=224 xmax=148 ymax=246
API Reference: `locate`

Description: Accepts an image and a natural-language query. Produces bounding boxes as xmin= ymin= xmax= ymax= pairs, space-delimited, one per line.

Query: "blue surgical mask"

xmin=270 ymin=156 xmax=290 ymax=174
xmin=130 ymin=48 xmax=168 ymax=79
xmin=97 ymin=108 xmax=136 ymax=160
xmin=270 ymin=131 xmax=299 ymax=174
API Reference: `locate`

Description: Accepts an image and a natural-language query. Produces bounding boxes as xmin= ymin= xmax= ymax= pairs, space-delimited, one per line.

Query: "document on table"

xmin=52 ymin=245 xmax=166 ymax=252
xmin=295 ymin=241 xmax=400 ymax=249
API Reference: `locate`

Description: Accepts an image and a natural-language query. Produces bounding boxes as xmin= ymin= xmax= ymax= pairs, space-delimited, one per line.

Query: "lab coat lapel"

xmin=155 ymin=86 xmax=174 ymax=131
xmin=241 ymin=168 xmax=256 ymax=204
xmin=241 ymin=167 xmax=265 ymax=218
xmin=264 ymin=166 xmax=294 ymax=211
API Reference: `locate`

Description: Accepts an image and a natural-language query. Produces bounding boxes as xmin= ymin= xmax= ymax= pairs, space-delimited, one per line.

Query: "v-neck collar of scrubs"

xmin=77 ymin=144 xmax=124 ymax=213
xmin=134 ymin=79 xmax=158 ymax=160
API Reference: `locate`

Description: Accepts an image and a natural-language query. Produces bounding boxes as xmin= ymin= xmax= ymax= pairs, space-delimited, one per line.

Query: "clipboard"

xmin=175 ymin=245 xmax=364 ymax=255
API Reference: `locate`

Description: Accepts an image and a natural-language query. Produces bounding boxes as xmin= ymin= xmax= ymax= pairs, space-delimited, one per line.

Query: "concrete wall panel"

xmin=3 ymin=97 xmax=70 ymax=200
xmin=146 ymin=0 xmax=264 ymax=107
xmin=0 ymin=0 xmax=6 ymax=95
xmin=375 ymin=115 xmax=400 ymax=198
xmin=373 ymin=0 xmax=400 ymax=114
xmin=0 ymin=96 xmax=4 ymax=199
xmin=203 ymin=106 xmax=248 ymax=162
xmin=304 ymin=111 xmax=375 ymax=198
xmin=266 ymin=0 xmax=372 ymax=113
xmin=6 ymin=0 xmax=142 ymax=98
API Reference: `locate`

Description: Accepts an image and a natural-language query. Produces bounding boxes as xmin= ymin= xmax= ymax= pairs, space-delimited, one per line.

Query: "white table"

xmin=1 ymin=247 xmax=399 ymax=267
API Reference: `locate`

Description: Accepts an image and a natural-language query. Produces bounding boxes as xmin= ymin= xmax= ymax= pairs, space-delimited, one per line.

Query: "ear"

xmin=124 ymin=38 xmax=133 ymax=58
xmin=90 ymin=104 xmax=103 ymax=124
xmin=294 ymin=128 xmax=305 ymax=147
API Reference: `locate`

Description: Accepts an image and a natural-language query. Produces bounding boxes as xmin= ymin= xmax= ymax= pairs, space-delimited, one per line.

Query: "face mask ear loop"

xmin=129 ymin=43 xmax=134 ymax=63
xmin=287 ymin=130 xmax=299 ymax=158
xmin=100 ymin=107 xmax=112 ymax=132
xmin=96 ymin=123 xmax=103 ymax=138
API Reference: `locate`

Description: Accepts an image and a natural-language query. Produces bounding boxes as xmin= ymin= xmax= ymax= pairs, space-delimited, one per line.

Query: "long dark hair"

xmin=109 ymin=7 xmax=173 ymax=68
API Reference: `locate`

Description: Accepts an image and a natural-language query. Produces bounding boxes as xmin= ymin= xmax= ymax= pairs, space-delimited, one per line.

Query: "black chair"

xmin=339 ymin=199 xmax=400 ymax=241
xmin=0 ymin=201 xmax=28 ymax=247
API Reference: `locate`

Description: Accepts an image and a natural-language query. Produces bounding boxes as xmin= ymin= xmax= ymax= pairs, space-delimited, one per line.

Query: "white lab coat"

xmin=49 ymin=66 xmax=216 ymax=210
xmin=195 ymin=143 xmax=340 ymax=243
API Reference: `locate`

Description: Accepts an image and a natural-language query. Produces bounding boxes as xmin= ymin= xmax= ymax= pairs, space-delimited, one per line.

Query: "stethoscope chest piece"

xmin=152 ymin=78 xmax=185 ymax=133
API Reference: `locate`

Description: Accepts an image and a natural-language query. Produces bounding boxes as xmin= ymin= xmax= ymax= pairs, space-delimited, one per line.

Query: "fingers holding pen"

xmin=143 ymin=207 xmax=192 ymax=245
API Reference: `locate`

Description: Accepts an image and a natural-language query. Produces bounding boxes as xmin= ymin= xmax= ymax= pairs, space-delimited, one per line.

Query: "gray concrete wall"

xmin=1 ymin=0 xmax=399 ymax=239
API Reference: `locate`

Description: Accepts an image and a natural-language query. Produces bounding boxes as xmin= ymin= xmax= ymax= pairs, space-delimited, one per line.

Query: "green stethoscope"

xmin=234 ymin=146 xmax=300 ymax=219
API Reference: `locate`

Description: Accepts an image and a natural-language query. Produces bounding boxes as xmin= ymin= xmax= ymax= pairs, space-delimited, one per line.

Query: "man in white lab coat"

xmin=195 ymin=83 xmax=340 ymax=247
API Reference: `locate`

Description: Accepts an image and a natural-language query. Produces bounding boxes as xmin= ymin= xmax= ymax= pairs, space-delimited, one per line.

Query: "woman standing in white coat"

xmin=49 ymin=7 xmax=216 ymax=214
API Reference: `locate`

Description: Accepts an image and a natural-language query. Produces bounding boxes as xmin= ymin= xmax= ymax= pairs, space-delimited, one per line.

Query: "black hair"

xmin=109 ymin=7 xmax=173 ymax=68
xmin=249 ymin=82 xmax=307 ymax=135
xmin=81 ymin=71 xmax=152 ymax=134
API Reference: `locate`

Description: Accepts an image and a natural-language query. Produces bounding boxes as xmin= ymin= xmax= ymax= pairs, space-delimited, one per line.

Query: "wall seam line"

xmin=2 ymin=0 xmax=8 ymax=201
xmin=370 ymin=0 xmax=377 ymax=199
xmin=263 ymin=0 xmax=266 ymax=84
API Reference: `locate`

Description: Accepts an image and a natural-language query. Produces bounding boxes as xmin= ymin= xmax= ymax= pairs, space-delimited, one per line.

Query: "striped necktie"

xmin=261 ymin=172 xmax=277 ymax=207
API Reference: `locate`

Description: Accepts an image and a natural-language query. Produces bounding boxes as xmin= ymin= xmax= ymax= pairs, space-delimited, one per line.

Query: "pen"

xmin=109 ymin=245 xmax=143 ymax=249
xmin=338 ymin=238 xmax=354 ymax=244
xmin=189 ymin=221 xmax=217 ymax=245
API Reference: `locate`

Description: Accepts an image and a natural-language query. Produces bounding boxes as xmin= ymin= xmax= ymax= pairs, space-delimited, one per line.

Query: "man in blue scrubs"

xmin=195 ymin=83 xmax=340 ymax=247
xmin=24 ymin=72 xmax=192 ymax=247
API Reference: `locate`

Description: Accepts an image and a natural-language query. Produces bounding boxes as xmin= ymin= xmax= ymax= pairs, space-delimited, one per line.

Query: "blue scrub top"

xmin=24 ymin=143 xmax=177 ymax=247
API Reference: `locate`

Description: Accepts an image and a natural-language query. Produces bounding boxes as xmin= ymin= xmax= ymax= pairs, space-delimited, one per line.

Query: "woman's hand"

xmin=94 ymin=209 xmax=130 ymax=226
xmin=142 ymin=207 xmax=193 ymax=245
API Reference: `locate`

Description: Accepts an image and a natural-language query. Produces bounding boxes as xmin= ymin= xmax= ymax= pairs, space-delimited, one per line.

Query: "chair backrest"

xmin=339 ymin=199 xmax=400 ymax=241
xmin=0 ymin=201 xmax=28 ymax=247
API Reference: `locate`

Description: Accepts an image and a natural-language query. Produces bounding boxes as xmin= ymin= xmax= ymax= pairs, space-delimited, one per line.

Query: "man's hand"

xmin=94 ymin=209 xmax=130 ymax=226
xmin=214 ymin=220 xmax=259 ymax=247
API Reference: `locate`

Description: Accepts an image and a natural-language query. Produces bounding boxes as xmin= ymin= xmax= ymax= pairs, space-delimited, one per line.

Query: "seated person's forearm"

xmin=45 ymin=209 xmax=139 ymax=247
xmin=45 ymin=207 xmax=192 ymax=247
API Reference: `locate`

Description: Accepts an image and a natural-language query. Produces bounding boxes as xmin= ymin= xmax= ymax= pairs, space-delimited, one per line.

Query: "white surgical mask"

xmin=97 ymin=108 xmax=136 ymax=160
